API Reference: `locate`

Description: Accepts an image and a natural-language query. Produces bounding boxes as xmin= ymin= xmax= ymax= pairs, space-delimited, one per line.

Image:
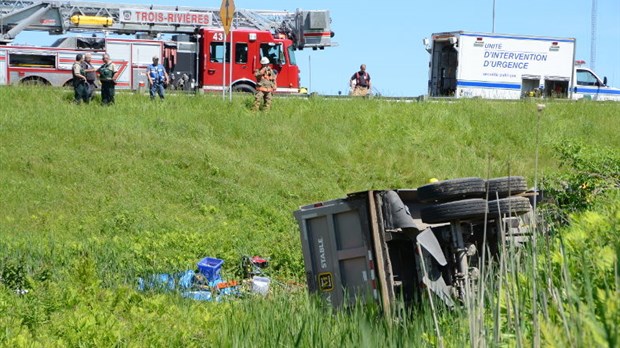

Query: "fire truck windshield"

xmin=260 ymin=43 xmax=284 ymax=65
xmin=288 ymin=46 xmax=297 ymax=66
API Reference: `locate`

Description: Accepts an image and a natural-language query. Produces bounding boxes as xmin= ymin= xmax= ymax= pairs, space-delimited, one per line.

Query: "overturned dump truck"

xmin=293 ymin=177 xmax=535 ymax=310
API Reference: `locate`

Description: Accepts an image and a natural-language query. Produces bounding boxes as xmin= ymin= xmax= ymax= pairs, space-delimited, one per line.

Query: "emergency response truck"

xmin=424 ymin=31 xmax=620 ymax=101
xmin=0 ymin=0 xmax=336 ymax=93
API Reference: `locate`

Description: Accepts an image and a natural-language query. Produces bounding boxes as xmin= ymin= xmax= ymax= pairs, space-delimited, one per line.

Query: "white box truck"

xmin=424 ymin=31 xmax=620 ymax=101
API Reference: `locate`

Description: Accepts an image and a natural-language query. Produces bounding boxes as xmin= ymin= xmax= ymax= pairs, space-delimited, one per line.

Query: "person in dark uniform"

xmin=349 ymin=64 xmax=371 ymax=96
xmin=82 ymin=53 xmax=97 ymax=102
xmin=72 ymin=54 xmax=89 ymax=104
xmin=97 ymin=53 xmax=118 ymax=105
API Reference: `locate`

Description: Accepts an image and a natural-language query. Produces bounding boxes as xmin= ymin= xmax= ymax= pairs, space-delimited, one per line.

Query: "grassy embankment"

xmin=1 ymin=86 xmax=619 ymax=346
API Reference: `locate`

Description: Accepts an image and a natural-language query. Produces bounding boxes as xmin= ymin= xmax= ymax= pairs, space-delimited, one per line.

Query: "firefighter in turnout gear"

xmin=97 ymin=54 xmax=118 ymax=105
xmin=350 ymin=64 xmax=371 ymax=97
xmin=253 ymin=57 xmax=277 ymax=111
xmin=72 ymin=54 xmax=89 ymax=104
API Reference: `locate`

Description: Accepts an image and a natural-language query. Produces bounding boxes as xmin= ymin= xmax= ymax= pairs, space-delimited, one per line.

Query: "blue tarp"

xmin=137 ymin=270 xmax=239 ymax=302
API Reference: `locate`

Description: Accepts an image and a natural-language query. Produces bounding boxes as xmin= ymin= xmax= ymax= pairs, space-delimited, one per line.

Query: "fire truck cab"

xmin=195 ymin=28 xmax=299 ymax=93
xmin=162 ymin=28 xmax=301 ymax=93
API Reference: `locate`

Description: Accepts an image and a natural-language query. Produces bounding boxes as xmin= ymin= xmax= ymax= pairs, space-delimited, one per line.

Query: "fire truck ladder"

xmin=0 ymin=0 xmax=335 ymax=49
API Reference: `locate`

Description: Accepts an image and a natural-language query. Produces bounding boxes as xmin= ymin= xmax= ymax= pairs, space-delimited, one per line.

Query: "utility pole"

xmin=492 ymin=0 xmax=496 ymax=33
xmin=590 ymin=0 xmax=597 ymax=70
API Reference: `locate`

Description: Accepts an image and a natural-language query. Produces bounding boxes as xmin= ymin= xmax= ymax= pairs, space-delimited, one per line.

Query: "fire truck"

xmin=0 ymin=0 xmax=335 ymax=93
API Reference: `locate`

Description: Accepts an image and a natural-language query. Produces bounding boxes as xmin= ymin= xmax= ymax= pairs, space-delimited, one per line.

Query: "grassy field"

xmin=1 ymin=86 xmax=619 ymax=346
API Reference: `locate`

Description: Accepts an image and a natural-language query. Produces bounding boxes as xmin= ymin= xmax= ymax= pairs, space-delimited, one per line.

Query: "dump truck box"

xmin=294 ymin=190 xmax=455 ymax=310
xmin=294 ymin=179 xmax=536 ymax=310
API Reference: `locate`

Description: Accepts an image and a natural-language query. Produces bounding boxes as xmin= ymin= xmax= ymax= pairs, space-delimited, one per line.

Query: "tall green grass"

xmin=1 ymin=86 xmax=619 ymax=346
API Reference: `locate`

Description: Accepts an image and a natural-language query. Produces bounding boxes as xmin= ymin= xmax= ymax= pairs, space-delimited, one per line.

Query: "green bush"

xmin=539 ymin=141 xmax=619 ymax=234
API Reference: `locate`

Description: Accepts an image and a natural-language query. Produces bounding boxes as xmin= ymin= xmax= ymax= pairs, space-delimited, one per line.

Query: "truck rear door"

xmin=294 ymin=195 xmax=380 ymax=308
xmin=428 ymin=34 xmax=459 ymax=97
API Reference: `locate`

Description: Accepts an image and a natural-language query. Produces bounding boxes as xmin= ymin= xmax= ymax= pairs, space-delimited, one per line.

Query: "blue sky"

xmin=13 ymin=0 xmax=620 ymax=96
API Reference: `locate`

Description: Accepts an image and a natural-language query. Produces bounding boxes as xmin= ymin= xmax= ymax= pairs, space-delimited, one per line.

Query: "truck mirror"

xmin=603 ymin=76 xmax=608 ymax=86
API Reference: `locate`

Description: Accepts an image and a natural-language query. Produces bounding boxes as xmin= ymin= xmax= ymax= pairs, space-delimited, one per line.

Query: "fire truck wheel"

xmin=486 ymin=176 xmax=528 ymax=199
xmin=232 ymin=83 xmax=256 ymax=94
xmin=420 ymin=198 xmax=487 ymax=224
xmin=417 ymin=177 xmax=486 ymax=203
xmin=20 ymin=77 xmax=50 ymax=86
xmin=488 ymin=196 xmax=531 ymax=217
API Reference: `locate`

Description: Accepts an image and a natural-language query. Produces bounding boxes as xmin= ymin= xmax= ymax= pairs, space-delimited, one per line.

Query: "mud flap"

xmin=417 ymin=228 xmax=447 ymax=266
xmin=416 ymin=228 xmax=454 ymax=307
xmin=421 ymin=267 xmax=455 ymax=308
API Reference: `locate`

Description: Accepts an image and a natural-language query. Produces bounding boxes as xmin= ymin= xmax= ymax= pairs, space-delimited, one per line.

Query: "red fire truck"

xmin=0 ymin=1 xmax=335 ymax=93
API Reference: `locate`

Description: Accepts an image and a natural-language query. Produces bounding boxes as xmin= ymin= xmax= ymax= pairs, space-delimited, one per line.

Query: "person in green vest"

xmin=97 ymin=54 xmax=118 ymax=105
xmin=72 ymin=54 xmax=89 ymax=104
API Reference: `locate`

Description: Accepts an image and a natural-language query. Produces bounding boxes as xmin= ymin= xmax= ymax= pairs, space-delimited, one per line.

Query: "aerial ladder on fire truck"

xmin=0 ymin=0 xmax=335 ymax=91
xmin=0 ymin=0 xmax=335 ymax=49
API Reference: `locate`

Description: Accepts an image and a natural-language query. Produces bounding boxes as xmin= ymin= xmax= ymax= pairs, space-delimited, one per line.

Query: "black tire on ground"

xmin=232 ymin=83 xmax=256 ymax=94
xmin=488 ymin=196 xmax=531 ymax=217
xmin=417 ymin=177 xmax=486 ymax=203
xmin=420 ymin=199 xmax=488 ymax=224
xmin=486 ymin=176 xmax=528 ymax=199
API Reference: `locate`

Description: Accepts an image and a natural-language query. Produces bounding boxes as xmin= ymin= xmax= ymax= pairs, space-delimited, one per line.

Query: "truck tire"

xmin=420 ymin=199 xmax=487 ymax=224
xmin=417 ymin=177 xmax=486 ymax=203
xmin=20 ymin=77 xmax=50 ymax=86
xmin=488 ymin=196 xmax=531 ymax=217
xmin=486 ymin=176 xmax=528 ymax=199
xmin=232 ymin=83 xmax=256 ymax=94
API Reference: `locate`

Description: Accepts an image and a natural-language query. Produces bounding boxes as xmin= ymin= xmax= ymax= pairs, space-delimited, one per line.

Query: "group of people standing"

xmin=72 ymin=54 xmax=169 ymax=105
xmin=72 ymin=53 xmax=370 ymax=108
xmin=72 ymin=53 xmax=118 ymax=105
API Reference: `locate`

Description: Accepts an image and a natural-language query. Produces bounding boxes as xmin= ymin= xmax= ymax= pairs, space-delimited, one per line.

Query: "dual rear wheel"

xmin=419 ymin=177 xmax=530 ymax=223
